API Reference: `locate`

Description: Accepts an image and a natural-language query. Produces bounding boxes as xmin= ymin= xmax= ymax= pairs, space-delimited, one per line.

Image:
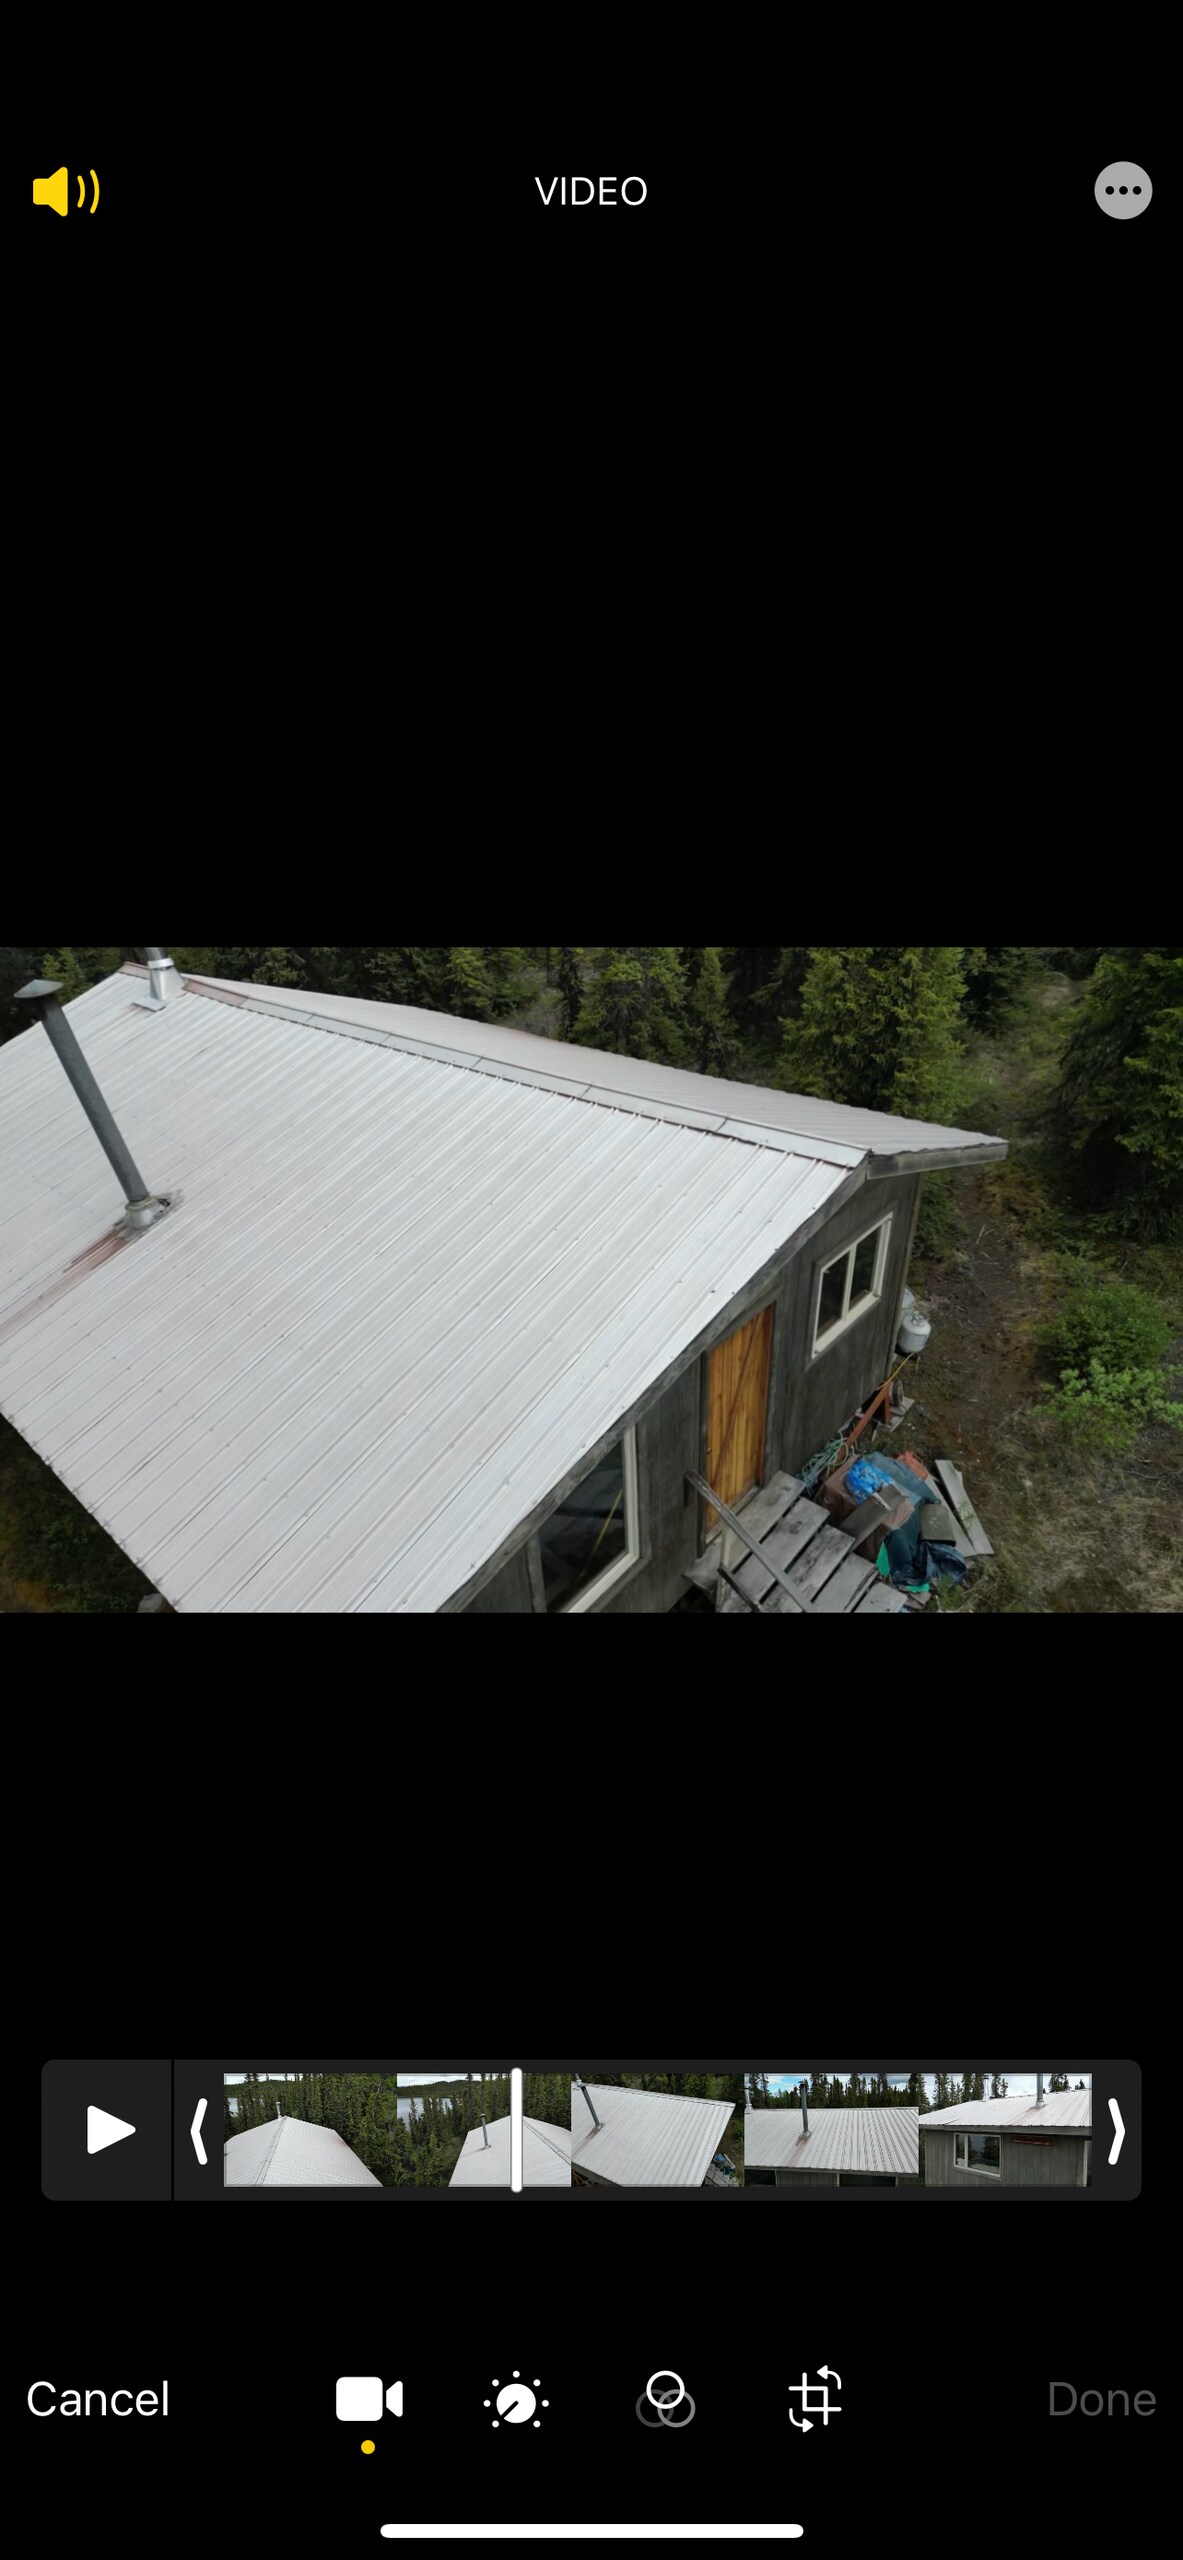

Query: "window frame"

xmin=954 ymin=2129 xmax=1002 ymax=2176
xmin=537 ymin=1428 xmax=642 ymax=1616
xmin=812 ymin=1214 xmax=894 ymax=1355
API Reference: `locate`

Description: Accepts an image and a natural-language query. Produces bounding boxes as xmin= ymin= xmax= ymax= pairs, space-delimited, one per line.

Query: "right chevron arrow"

xmin=1108 ymin=2098 xmax=1125 ymax=2165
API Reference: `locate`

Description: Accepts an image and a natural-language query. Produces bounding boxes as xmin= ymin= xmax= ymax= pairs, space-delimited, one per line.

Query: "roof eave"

xmin=868 ymin=1139 xmax=1010 ymax=1176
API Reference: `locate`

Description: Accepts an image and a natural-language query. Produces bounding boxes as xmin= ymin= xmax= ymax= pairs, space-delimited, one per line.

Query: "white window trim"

xmin=813 ymin=1214 xmax=894 ymax=1355
xmin=954 ymin=2130 xmax=1003 ymax=2176
xmin=555 ymin=1428 xmax=641 ymax=1615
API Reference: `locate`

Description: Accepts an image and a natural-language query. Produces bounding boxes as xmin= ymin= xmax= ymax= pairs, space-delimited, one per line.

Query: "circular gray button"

xmin=1095 ymin=161 xmax=1152 ymax=219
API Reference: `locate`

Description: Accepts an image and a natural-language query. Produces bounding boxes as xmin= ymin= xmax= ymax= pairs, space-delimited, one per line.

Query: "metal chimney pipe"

xmin=15 ymin=980 xmax=158 ymax=1212
xmin=575 ymin=2077 xmax=602 ymax=2130
xmin=143 ymin=946 xmax=182 ymax=1004
xmin=800 ymin=2079 xmax=810 ymax=2138
xmin=481 ymin=2115 xmax=489 ymax=2149
xmin=1036 ymin=2072 xmax=1045 ymax=2106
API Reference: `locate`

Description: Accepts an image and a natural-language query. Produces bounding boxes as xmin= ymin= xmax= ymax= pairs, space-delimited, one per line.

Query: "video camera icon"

xmin=336 ymin=2378 xmax=404 ymax=2423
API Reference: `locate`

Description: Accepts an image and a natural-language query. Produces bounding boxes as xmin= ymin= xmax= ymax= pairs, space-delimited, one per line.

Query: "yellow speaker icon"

xmin=33 ymin=166 xmax=100 ymax=216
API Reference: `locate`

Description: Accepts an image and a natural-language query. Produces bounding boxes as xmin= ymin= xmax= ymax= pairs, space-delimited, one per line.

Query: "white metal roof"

xmin=0 ymin=967 xmax=1007 ymax=1612
xmin=224 ymin=2116 xmax=381 ymax=2185
xmin=572 ymin=2084 xmax=735 ymax=2186
xmin=190 ymin=973 xmax=1009 ymax=1173
xmin=744 ymin=2106 xmax=919 ymax=2175
xmin=921 ymin=2092 xmax=1091 ymax=2132
xmin=448 ymin=2113 xmax=572 ymax=2187
xmin=0 ymin=970 xmax=861 ymax=1614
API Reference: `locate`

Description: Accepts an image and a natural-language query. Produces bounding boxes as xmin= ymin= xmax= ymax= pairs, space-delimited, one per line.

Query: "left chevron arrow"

xmin=190 ymin=2097 xmax=209 ymax=2165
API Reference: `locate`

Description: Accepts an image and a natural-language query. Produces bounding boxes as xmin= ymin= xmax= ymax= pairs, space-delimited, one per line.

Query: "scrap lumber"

xmin=935 ymin=1459 xmax=994 ymax=1558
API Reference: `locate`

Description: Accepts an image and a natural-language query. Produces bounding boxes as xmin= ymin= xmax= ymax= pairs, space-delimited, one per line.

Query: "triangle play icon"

xmin=87 ymin=2105 xmax=136 ymax=2155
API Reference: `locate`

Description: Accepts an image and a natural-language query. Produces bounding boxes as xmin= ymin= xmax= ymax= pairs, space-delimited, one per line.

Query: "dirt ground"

xmin=874 ymin=982 xmax=1183 ymax=1615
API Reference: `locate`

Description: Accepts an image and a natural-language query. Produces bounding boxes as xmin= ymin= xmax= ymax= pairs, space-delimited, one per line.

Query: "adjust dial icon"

xmin=484 ymin=2371 xmax=549 ymax=2428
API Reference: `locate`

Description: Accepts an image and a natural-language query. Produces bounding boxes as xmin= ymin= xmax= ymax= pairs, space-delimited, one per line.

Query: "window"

xmin=813 ymin=1216 xmax=893 ymax=1353
xmin=538 ymin=1431 xmax=640 ymax=1613
xmin=954 ymin=2131 xmax=1002 ymax=2175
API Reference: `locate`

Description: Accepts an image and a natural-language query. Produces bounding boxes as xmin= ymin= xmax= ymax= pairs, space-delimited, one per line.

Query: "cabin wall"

xmin=774 ymin=1173 xmax=921 ymax=1475
xmin=923 ymin=2130 xmax=1089 ymax=2187
xmin=463 ymin=1549 xmax=536 ymax=1613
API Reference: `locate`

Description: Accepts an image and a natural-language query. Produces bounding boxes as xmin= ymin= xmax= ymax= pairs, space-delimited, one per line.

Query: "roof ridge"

xmin=168 ymin=974 xmax=851 ymax=1166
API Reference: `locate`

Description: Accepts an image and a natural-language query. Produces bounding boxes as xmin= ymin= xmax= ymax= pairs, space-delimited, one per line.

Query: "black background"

xmin=20 ymin=1722 xmax=1161 ymax=2560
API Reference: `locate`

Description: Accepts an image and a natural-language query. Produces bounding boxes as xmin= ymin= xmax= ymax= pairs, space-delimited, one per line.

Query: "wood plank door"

xmin=704 ymin=1303 xmax=774 ymax=1531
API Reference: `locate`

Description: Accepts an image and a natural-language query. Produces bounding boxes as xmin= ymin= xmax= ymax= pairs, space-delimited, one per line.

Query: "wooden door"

xmin=704 ymin=1304 xmax=774 ymax=1530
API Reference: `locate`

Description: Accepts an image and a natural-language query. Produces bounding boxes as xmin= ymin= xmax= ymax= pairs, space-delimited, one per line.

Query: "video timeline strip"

xmin=41 ymin=2061 xmax=1141 ymax=2201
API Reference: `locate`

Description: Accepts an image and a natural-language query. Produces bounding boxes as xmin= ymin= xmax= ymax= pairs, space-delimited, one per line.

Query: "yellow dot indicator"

xmin=361 ymin=2440 xmax=376 ymax=2455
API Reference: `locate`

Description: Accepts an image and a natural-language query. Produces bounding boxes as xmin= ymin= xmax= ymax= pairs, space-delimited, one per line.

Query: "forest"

xmin=222 ymin=2070 xmax=569 ymax=2187
xmin=1 ymin=945 xmax=1179 ymax=1615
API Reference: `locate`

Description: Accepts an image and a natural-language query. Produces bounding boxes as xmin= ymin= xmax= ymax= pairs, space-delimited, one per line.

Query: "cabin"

xmin=571 ymin=2081 xmax=737 ymax=2187
xmin=0 ymin=959 xmax=1006 ymax=1615
xmin=744 ymin=2104 xmax=920 ymax=2186
xmin=921 ymin=2089 xmax=1092 ymax=2186
xmin=449 ymin=2113 xmax=572 ymax=2187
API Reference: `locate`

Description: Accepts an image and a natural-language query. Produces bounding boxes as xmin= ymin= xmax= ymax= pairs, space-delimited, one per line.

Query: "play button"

xmin=42 ymin=2062 xmax=171 ymax=2200
xmin=87 ymin=2106 xmax=136 ymax=2156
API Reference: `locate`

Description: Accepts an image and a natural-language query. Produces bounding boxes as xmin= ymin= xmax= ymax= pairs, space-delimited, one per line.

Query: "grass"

xmin=891 ymin=977 xmax=1183 ymax=1614
xmin=0 ymin=1416 xmax=153 ymax=1614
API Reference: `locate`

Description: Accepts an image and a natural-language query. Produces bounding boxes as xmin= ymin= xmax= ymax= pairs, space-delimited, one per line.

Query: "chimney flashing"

xmin=142 ymin=948 xmax=183 ymax=1005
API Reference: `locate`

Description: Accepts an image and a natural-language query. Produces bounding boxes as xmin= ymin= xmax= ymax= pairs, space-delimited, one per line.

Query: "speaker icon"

xmin=33 ymin=166 xmax=100 ymax=217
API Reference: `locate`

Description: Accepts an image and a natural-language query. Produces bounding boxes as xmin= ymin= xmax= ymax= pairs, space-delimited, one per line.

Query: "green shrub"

xmin=1040 ymin=1281 xmax=1181 ymax=1452
xmin=1039 ymin=1282 xmax=1171 ymax=1379
xmin=1046 ymin=1358 xmax=1183 ymax=1454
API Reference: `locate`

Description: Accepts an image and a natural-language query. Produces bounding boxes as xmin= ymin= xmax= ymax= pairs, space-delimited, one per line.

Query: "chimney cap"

xmin=15 ymin=979 xmax=64 ymax=1004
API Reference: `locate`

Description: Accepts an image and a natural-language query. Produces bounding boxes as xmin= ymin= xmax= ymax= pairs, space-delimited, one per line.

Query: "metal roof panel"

xmin=448 ymin=2115 xmax=572 ymax=2187
xmin=0 ymin=974 xmax=853 ymax=1613
xmin=744 ymin=2107 xmax=920 ymax=2175
xmin=572 ymin=2085 xmax=735 ymax=2186
xmin=921 ymin=2092 xmax=1091 ymax=2131
xmin=223 ymin=2117 xmax=381 ymax=2185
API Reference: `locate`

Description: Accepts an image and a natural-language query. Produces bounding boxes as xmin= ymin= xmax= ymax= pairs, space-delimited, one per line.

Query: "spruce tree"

xmin=681 ymin=947 xmax=732 ymax=1074
xmin=782 ymin=947 xmax=968 ymax=1123
xmin=554 ymin=948 xmax=586 ymax=1038
xmin=575 ymin=948 xmax=689 ymax=1063
xmin=1060 ymin=947 xmax=1183 ymax=1234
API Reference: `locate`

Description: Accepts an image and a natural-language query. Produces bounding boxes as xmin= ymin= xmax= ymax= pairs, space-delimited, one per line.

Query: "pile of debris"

xmin=818 ymin=1449 xmax=993 ymax=1609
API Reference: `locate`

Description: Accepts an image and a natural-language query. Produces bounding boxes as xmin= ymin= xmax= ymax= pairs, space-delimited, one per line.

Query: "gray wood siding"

xmin=923 ymin=2129 xmax=1090 ymax=2187
xmin=777 ymin=1174 xmax=920 ymax=1474
xmin=464 ymin=1549 xmax=535 ymax=1613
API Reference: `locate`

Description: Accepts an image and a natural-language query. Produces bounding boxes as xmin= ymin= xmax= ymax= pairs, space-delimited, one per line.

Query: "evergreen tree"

xmin=989 ymin=2071 xmax=1008 ymax=2099
xmin=963 ymin=947 xmax=1032 ymax=1031
xmin=681 ymin=946 xmax=732 ymax=1074
xmin=782 ymin=946 xmax=968 ymax=1123
xmin=905 ymin=2069 xmax=929 ymax=2113
xmin=554 ymin=948 xmax=586 ymax=1038
xmin=575 ymin=948 xmax=689 ymax=1063
xmin=1059 ymin=946 xmax=1183 ymax=1234
xmin=934 ymin=2072 xmax=954 ymax=2109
